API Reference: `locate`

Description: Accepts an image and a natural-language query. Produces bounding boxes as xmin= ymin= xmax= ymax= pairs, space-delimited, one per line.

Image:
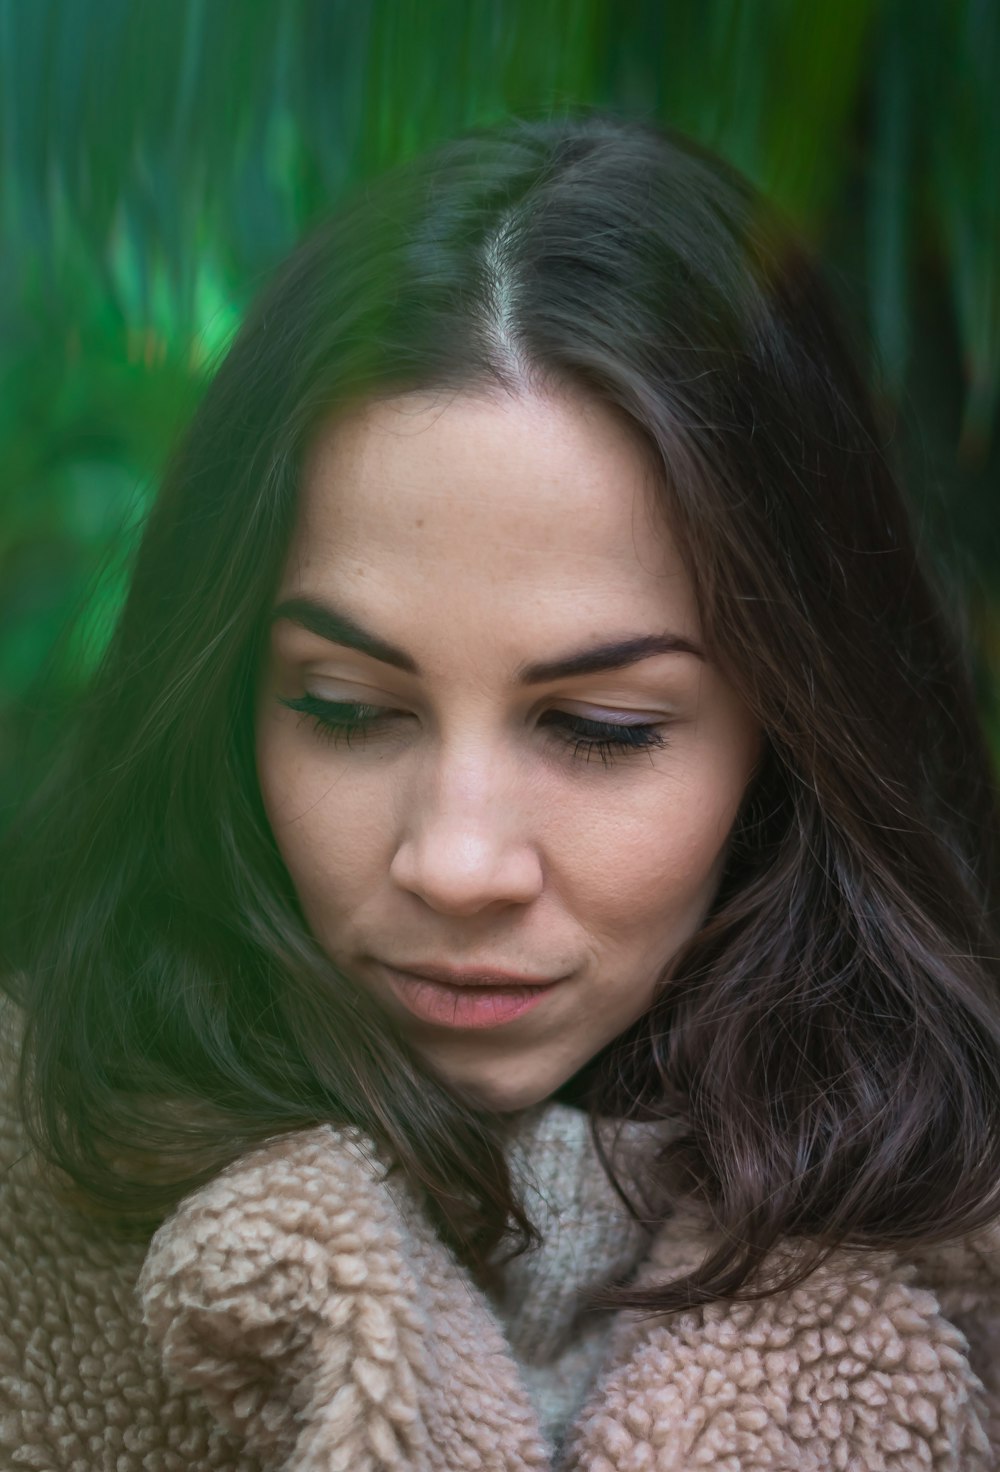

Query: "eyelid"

xmin=305 ymin=677 xmax=407 ymax=706
xmin=298 ymin=689 xmax=672 ymax=729
xmin=300 ymin=689 xmax=670 ymax=724
xmin=550 ymin=699 xmax=671 ymax=724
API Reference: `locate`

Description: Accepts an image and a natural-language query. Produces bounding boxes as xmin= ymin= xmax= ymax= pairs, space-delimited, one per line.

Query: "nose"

xmin=388 ymin=747 xmax=544 ymax=917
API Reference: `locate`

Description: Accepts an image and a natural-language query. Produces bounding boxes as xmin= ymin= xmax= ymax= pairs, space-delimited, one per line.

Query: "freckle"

xmin=415 ymin=518 xmax=424 ymax=529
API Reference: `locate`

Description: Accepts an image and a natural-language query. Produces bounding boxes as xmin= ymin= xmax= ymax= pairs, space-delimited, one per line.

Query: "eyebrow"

xmin=271 ymin=596 xmax=703 ymax=684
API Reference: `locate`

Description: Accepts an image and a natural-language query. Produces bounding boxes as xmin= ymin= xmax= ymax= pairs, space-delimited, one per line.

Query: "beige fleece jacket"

xmin=2 ymin=1005 xmax=999 ymax=1469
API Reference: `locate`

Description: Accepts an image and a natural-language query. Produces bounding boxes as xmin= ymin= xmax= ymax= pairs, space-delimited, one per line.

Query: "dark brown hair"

xmin=4 ymin=109 xmax=1000 ymax=1313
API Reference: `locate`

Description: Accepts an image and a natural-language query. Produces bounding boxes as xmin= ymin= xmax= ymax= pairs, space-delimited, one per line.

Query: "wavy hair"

xmin=4 ymin=109 xmax=1000 ymax=1313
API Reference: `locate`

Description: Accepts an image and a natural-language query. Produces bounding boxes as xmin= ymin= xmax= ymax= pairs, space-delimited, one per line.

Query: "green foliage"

xmin=1 ymin=0 xmax=998 ymax=817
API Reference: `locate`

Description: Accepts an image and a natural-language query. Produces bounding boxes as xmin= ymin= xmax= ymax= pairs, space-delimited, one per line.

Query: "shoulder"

xmin=0 ymin=1017 xmax=547 ymax=1471
xmin=137 ymin=1123 xmax=549 ymax=1470
xmin=566 ymin=1207 xmax=1000 ymax=1471
xmin=137 ymin=1120 xmax=431 ymax=1322
xmin=0 ymin=993 xmax=256 ymax=1471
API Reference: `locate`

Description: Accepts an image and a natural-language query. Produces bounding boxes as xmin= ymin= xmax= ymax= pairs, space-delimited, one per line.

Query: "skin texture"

xmin=256 ymin=388 xmax=761 ymax=1111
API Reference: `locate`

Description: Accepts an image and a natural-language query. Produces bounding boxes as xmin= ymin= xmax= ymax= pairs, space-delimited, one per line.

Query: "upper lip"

xmin=381 ymin=961 xmax=562 ymax=989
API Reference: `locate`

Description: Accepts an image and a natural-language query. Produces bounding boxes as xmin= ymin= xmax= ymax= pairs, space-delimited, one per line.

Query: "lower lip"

xmin=381 ymin=967 xmax=560 ymax=1029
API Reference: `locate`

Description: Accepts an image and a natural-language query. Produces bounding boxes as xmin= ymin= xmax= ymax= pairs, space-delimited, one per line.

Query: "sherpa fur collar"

xmin=134 ymin=1122 xmax=1000 ymax=1471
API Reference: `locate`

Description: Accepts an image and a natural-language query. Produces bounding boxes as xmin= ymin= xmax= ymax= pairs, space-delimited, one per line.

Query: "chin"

xmin=413 ymin=1029 xmax=603 ymax=1113
xmin=458 ymin=1079 xmax=551 ymax=1115
xmin=439 ymin=1057 xmax=579 ymax=1116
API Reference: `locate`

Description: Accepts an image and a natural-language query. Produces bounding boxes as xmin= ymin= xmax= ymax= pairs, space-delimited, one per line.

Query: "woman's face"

xmin=256 ymin=388 xmax=760 ymax=1112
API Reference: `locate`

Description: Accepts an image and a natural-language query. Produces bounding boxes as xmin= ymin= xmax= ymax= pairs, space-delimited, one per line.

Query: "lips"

xmin=375 ymin=961 xmax=564 ymax=1030
xmin=382 ymin=961 xmax=560 ymax=988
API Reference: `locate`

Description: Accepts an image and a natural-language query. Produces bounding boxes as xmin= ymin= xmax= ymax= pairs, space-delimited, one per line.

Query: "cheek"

xmin=256 ymin=725 xmax=391 ymax=919
xmin=561 ymin=772 xmax=742 ymax=943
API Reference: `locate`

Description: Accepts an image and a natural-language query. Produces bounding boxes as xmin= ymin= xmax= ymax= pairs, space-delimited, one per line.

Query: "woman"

xmin=2 ymin=109 xmax=1000 ymax=1470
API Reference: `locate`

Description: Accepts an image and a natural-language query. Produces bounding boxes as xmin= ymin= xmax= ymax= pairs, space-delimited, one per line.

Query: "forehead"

xmin=283 ymin=389 xmax=699 ymax=638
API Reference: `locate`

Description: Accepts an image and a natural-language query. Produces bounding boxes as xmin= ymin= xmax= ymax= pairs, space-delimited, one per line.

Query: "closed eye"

xmin=278 ymin=694 xmax=668 ymax=766
xmin=537 ymin=710 xmax=667 ymax=765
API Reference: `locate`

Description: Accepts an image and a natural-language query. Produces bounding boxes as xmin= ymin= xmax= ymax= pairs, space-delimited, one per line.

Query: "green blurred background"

xmin=2 ymin=0 xmax=999 ymax=825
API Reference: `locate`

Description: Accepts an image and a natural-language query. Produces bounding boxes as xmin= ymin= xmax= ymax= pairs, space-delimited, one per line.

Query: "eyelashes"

xmin=277 ymin=694 xmax=667 ymax=767
xmin=543 ymin=711 xmax=667 ymax=765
